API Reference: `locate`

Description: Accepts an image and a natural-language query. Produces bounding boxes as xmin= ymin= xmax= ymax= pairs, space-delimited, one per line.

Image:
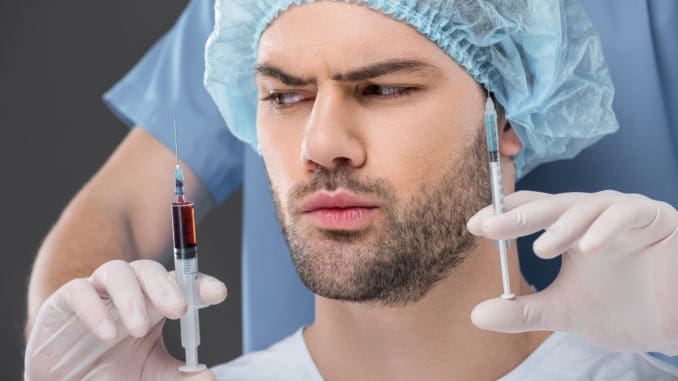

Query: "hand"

xmin=24 ymin=259 xmax=228 ymax=380
xmin=467 ymin=190 xmax=678 ymax=354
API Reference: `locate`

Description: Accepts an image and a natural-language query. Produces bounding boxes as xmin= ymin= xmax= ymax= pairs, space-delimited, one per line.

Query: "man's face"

xmin=256 ymin=2 xmax=491 ymax=305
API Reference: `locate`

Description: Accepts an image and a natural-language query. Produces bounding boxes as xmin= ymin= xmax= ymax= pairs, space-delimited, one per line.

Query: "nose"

xmin=301 ymin=91 xmax=367 ymax=171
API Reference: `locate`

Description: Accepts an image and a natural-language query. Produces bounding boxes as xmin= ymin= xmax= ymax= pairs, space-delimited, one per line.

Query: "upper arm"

xmin=84 ymin=126 xmax=214 ymax=258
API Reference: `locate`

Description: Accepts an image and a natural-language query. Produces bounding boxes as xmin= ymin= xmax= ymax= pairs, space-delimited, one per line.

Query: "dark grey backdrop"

xmin=0 ymin=1 xmax=243 ymax=379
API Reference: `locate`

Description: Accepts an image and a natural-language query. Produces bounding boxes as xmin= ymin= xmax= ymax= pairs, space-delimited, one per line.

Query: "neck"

xmin=304 ymin=239 xmax=550 ymax=380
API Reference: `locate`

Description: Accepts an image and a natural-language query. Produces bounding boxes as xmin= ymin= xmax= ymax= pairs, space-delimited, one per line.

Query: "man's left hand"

xmin=467 ymin=190 xmax=678 ymax=354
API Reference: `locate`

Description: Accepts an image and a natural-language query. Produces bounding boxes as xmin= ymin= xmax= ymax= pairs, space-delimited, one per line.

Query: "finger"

xmin=532 ymin=195 xmax=611 ymax=259
xmin=479 ymin=192 xmax=588 ymax=240
xmin=580 ymin=198 xmax=678 ymax=253
xmin=197 ymin=274 xmax=228 ymax=306
xmin=90 ymin=260 xmax=150 ymax=338
xmin=130 ymin=260 xmax=187 ymax=320
xmin=471 ymin=290 xmax=567 ymax=333
xmin=467 ymin=191 xmax=549 ymax=235
xmin=167 ymin=271 xmax=228 ymax=309
xmin=51 ymin=278 xmax=117 ymax=342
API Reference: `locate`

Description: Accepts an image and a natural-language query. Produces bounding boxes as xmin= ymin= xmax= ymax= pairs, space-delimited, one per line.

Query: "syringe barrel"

xmin=171 ymin=201 xmax=202 ymax=354
xmin=489 ymin=161 xmax=504 ymax=215
xmin=484 ymin=97 xmax=499 ymax=153
xmin=172 ymin=202 xmax=197 ymax=256
xmin=174 ymin=257 xmax=201 ymax=349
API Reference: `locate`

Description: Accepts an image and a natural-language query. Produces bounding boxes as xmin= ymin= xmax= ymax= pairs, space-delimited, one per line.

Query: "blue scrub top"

xmin=104 ymin=0 xmax=678 ymax=362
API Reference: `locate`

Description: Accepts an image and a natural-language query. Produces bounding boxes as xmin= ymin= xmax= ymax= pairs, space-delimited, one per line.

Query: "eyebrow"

xmin=331 ymin=59 xmax=439 ymax=82
xmin=255 ymin=64 xmax=316 ymax=86
xmin=255 ymin=59 xmax=439 ymax=86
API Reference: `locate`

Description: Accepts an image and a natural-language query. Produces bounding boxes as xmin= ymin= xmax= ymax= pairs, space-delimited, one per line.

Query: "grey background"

xmin=0 ymin=1 xmax=243 ymax=379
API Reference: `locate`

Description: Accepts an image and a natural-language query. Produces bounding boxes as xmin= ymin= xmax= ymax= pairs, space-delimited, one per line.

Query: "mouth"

xmin=300 ymin=191 xmax=380 ymax=230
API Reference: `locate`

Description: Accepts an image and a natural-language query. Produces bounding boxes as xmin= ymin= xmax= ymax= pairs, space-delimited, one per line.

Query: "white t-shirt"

xmin=211 ymin=328 xmax=678 ymax=380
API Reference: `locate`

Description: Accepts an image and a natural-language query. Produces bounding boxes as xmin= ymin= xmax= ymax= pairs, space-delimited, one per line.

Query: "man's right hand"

xmin=24 ymin=259 xmax=227 ymax=381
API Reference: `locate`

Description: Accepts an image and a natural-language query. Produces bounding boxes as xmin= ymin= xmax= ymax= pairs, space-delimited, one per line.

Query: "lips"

xmin=301 ymin=192 xmax=378 ymax=212
xmin=300 ymin=192 xmax=379 ymax=230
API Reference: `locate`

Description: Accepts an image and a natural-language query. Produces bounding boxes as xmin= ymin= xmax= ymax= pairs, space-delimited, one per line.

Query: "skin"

xmin=256 ymin=2 xmax=548 ymax=380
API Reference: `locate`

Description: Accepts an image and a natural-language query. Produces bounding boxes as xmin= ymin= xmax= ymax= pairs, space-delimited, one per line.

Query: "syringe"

xmin=171 ymin=116 xmax=207 ymax=372
xmin=484 ymin=95 xmax=515 ymax=300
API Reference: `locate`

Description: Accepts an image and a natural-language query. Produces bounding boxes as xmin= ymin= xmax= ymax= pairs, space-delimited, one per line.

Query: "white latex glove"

xmin=467 ymin=190 xmax=678 ymax=354
xmin=24 ymin=259 xmax=227 ymax=380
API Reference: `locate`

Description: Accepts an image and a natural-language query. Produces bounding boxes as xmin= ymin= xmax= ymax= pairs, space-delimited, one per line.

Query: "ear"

xmin=499 ymin=121 xmax=522 ymax=156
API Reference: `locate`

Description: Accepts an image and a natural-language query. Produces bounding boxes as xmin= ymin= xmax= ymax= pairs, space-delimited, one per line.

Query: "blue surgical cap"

xmin=204 ymin=0 xmax=618 ymax=178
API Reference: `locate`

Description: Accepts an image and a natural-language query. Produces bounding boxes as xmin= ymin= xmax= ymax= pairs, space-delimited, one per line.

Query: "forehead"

xmin=257 ymin=2 xmax=455 ymax=73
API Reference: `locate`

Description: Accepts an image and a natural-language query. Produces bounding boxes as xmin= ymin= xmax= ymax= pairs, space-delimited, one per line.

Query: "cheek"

xmin=360 ymin=102 xmax=480 ymax=196
xmin=257 ymin=111 xmax=304 ymax=206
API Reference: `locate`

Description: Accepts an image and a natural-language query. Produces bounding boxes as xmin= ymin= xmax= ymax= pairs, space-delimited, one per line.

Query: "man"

xmin=24 ymin=0 xmax=678 ymax=380
xmin=25 ymin=0 xmax=678 ymax=365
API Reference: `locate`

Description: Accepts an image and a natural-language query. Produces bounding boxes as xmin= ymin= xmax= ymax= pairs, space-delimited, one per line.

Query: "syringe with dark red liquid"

xmin=171 ymin=116 xmax=206 ymax=372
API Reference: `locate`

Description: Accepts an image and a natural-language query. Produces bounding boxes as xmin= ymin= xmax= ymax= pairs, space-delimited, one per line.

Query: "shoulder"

xmin=503 ymin=332 xmax=678 ymax=381
xmin=211 ymin=328 xmax=323 ymax=381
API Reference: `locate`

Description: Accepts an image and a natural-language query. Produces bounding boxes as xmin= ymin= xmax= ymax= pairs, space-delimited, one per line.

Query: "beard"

xmin=270 ymin=130 xmax=491 ymax=306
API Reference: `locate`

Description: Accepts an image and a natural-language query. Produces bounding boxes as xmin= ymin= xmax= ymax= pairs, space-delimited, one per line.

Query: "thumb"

xmin=471 ymin=291 xmax=566 ymax=333
xmin=167 ymin=359 xmax=215 ymax=381
xmin=144 ymin=332 xmax=216 ymax=381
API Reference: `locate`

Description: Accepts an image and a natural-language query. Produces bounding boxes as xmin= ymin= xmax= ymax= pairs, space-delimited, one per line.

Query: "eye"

xmin=362 ymin=85 xmax=414 ymax=99
xmin=261 ymin=91 xmax=310 ymax=108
